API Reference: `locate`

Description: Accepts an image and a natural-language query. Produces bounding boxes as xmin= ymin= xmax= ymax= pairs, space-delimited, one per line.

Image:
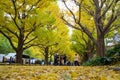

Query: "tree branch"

xmin=61 ymin=16 xmax=81 ymax=30
xmin=6 ymin=27 xmax=19 ymax=38
xmin=103 ymin=10 xmax=117 ymax=34
xmin=27 ymin=0 xmax=41 ymax=12
xmin=0 ymin=29 xmax=17 ymax=51
xmin=100 ymin=0 xmax=106 ymax=8
xmin=17 ymin=0 xmax=25 ymax=10
xmin=11 ymin=0 xmax=21 ymax=30
xmin=62 ymin=0 xmax=77 ymax=23
xmin=100 ymin=0 xmax=115 ymax=19
xmin=23 ymin=43 xmax=39 ymax=50
xmin=77 ymin=22 xmax=97 ymax=44
xmin=24 ymin=36 xmax=37 ymax=45
xmin=73 ymin=0 xmax=83 ymax=23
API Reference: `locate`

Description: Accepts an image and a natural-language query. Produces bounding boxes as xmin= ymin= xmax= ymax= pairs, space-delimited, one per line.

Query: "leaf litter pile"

xmin=0 ymin=66 xmax=120 ymax=80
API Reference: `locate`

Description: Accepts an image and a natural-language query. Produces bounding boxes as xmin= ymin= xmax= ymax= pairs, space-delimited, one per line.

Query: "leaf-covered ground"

xmin=0 ymin=66 xmax=120 ymax=80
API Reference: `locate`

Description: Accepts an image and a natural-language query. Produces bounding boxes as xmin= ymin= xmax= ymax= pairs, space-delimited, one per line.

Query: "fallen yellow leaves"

xmin=0 ymin=66 xmax=119 ymax=80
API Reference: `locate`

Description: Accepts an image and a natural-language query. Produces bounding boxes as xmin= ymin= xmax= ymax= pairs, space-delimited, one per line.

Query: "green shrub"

xmin=82 ymin=57 xmax=112 ymax=66
xmin=82 ymin=43 xmax=120 ymax=66
xmin=106 ymin=43 xmax=120 ymax=57
xmin=83 ymin=44 xmax=120 ymax=66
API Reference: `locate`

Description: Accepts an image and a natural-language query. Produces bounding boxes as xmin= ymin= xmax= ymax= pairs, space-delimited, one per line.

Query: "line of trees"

xmin=0 ymin=0 xmax=72 ymax=64
xmin=0 ymin=0 xmax=120 ymax=64
xmin=61 ymin=0 xmax=120 ymax=58
xmin=0 ymin=0 xmax=56 ymax=63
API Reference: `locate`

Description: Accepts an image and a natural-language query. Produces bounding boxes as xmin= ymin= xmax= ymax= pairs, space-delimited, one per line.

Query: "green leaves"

xmin=0 ymin=35 xmax=14 ymax=54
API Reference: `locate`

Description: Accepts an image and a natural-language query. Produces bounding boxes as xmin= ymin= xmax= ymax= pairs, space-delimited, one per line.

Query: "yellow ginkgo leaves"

xmin=0 ymin=66 xmax=120 ymax=80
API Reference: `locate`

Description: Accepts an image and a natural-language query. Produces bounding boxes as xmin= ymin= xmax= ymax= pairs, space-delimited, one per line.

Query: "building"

xmin=3 ymin=53 xmax=30 ymax=64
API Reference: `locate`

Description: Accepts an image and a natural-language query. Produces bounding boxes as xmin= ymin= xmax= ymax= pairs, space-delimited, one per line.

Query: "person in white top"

xmin=74 ymin=54 xmax=79 ymax=66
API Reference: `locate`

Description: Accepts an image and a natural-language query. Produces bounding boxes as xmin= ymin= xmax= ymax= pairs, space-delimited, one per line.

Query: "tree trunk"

xmin=44 ymin=47 xmax=49 ymax=65
xmin=16 ymin=49 xmax=23 ymax=64
xmin=16 ymin=31 xmax=24 ymax=64
xmin=81 ymin=52 xmax=89 ymax=63
xmin=88 ymin=52 xmax=94 ymax=60
xmin=96 ymin=35 xmax=105 ymax=57
xmin=45 ymin=53 xmax=48 ymax=65
xmin=87 ymin=39 xmax=94 ymax=60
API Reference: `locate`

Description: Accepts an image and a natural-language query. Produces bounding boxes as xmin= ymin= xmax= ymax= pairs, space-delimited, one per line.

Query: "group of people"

xmin=54 ymin=54 xmax=66 ymax=66
xmin=54 ymin=54 xmax=80 ymax=66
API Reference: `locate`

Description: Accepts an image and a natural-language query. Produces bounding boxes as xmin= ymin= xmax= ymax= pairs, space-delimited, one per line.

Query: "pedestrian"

xmin=74 ymin=54 xmax=79 ymax=66
xmin=63 ymin=54 xmax=67 ymax=65
xmin=54 ymin=53 xmax=59 ymax=65
xmin=10 ymin=56 xmax=13 ymax=64
xmin=59 ymin=55 xmax=64 ymax=66
xmin=2 ymin=56 xmax=6 ymax=63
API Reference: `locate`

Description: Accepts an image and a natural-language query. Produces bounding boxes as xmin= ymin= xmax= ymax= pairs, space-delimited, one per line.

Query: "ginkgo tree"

xmin=0 ymin=0 xmax=55 ymax=63
xmin=35 ymin=3 xmax=71 ymax=65
xmin=36 ymin=26 xmax=70 ymax=65
xmin=61 ymin=0 xmax=120 ymax=57
xmin=71 ymin=29 xmax=95 ymax=63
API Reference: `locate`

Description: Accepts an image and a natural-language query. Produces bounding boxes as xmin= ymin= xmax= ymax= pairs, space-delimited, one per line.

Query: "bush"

xmin=82 ymin=57 xmax=112 ymax=66
xmin=106 ymin=43 xmax=120 ymax=57
xmin=106 ymin=49 xmax=116 ymax=57
xmin=83 ymin=43 xmax=120 ymax=66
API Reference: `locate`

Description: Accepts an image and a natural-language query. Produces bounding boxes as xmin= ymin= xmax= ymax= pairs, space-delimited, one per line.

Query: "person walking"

xmin=74 ymin=54 xmax=79 ymax=66
xmin=54 ymin=53 xmax=59 ymax=65
xmin=63 ymin=55 xmax=67 ymax=65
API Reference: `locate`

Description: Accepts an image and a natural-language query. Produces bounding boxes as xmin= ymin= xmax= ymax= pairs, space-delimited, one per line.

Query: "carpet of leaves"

xmin=0 ymin=66 xmax=120 ymax=80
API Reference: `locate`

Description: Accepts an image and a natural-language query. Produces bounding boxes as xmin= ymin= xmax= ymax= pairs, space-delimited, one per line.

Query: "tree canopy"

xmin=71 ymin=29 xmax=94 ymax=62
xmin=34 ymin=3 xmax=71 ymax=65
xmin=61 ymin=0 xmax=120 ymax=57
xmin=0 ymin=0 xmax=56 ymax=63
